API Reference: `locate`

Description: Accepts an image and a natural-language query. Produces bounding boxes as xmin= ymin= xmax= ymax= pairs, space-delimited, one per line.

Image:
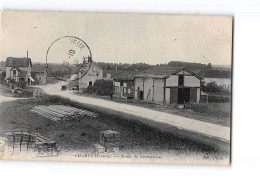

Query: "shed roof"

xmin=32 ymin=65 xmax=47 ymax=73
xmin=6 ymin=57 xmax=32 ymax=67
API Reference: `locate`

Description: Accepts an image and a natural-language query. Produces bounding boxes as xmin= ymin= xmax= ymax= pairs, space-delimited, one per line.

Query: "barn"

xmin=133 ymin=67 xmax=203 ymax=104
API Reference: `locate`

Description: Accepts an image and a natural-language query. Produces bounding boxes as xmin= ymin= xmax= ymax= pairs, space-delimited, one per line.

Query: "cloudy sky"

xmin=0 ymin=11 xmax=232 ymax=65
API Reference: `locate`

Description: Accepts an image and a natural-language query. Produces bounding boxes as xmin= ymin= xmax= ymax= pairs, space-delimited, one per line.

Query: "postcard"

xmin=0 ymin=10 xmax=232 ymax=165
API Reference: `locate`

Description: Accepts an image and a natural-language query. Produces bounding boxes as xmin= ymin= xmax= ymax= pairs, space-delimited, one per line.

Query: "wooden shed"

xmin=134 ymin=67 xmax=203 ymax=104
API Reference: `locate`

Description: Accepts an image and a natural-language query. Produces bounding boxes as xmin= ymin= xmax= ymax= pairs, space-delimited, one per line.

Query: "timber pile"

xmin=4 ymin=131 xmax=59 ymax=158
xmin=30 ymin=105 xmax=97 ymax=122
xmin=94 ymin=130 xmax=120 ymax=153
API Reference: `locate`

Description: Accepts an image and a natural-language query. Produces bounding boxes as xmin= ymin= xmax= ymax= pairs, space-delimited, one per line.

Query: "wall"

xmin=143 ymin=78 xmax=153 ymax=102
xmin=165 ymin=88 xmax=170 ymax=104
xmin=134 ymin=77 xmax=164 ymax=103
xmin=166 ymin=75 xmax=178 ymax=87
xmin=197 ymin=88 xmax=201 ymax=103
xmin=35 ymin=72 xmax=47 ymax=85
xmin=134 ymin=77 xmax=144 ymax=100
xmin=5 ymin=67 xmax=11 ymax=79
xmin=153 ymin=79 xmax=164 ymax=103
xmin=184 ymin=76 xmax=200 ymax=87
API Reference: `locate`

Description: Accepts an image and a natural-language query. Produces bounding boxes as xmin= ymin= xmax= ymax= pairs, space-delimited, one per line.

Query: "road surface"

xmin=39 ymin=83 xmax=230 ymax=143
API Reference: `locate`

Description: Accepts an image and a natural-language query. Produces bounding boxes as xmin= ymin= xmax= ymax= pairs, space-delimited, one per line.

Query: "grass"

xmin=0 ymin=95 xmax=229 ymax=160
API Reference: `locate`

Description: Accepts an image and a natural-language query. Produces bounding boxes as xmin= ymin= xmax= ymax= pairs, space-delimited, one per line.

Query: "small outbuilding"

xmin=134 ymin=67 xmax=203 ymax=104
xmin=32 ymin=65 xmax=47 ymax=85
xmin=113 ymin=71 xmax=140 ymax=99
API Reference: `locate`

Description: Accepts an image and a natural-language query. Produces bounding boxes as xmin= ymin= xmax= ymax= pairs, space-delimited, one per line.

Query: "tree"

xmin=207 ymin=63 xmax=212 ymax=70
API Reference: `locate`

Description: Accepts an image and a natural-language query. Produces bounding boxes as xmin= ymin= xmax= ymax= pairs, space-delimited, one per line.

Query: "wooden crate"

xmin=94 ymin=143 xmax=105 ymax=153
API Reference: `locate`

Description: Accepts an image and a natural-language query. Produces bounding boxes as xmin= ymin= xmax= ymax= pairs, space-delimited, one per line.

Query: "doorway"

xmin=178 ymin=88 xmax=190 ymax=104
xmin=139 ymin=91 xmax=144 ymax=100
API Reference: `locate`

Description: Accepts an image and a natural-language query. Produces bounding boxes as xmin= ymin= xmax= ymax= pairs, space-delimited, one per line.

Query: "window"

xmin=89 ymin=81 xmax=92 ymax=86
xmin=178 ymin=75 xmax=184 ymax=86
xmin=13 ymin=70 xmax=16 ymax=76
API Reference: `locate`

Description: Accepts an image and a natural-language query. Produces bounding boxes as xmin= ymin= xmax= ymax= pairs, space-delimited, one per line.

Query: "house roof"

xmin=32 ymin=65 xmax=47 ymax=73
xmin=6 ymin=57 xmax=32 ymax=67
xmin=134 ymin=67 xmax=203 ymax=79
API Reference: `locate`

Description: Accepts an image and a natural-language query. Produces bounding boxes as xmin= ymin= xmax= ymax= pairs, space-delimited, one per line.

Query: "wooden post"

xmin=142 ymin=77 xmax=145 ymax=100
xmin=152 ymin=78 xmax=155 ymax=102
xmin=163 ymin=78 xmax=166 ymax=103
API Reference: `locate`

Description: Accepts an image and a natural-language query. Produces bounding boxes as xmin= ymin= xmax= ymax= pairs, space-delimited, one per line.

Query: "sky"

xmin=0 ymin=11 xmax=232 ymax=65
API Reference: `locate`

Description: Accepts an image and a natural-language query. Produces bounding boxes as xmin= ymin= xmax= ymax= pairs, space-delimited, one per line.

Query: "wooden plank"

xmin=31 ymin=109 xmax=61 ymax=121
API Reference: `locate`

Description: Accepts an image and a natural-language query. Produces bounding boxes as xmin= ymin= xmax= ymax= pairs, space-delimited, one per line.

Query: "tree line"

xmin=96 ymin=61 xmax=213 ymax=71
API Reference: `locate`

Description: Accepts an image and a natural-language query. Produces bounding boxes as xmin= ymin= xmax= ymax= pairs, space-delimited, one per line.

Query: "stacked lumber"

xmin=4 ymin=131 xmax=36 ymax=157
xmin=4 ymin=131 xmax=59 ymax=158
xmin=94 ymin=130 xmax=120 ymax=153
xmin=30 ymin=105 xmax=97 ymax=122
xmin=34 ymin=133 xmax=59 ymax=157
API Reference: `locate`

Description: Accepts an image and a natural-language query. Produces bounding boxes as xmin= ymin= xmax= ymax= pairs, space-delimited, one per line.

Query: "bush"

xmin=15 ymin=81 xmax=27 ymax=89
xmin=83 ymin=79 xmax=113 ymax=96
xmin=208 ymin=95 xmax=230 ymax=103
xmin=21 ymin=89 xmax=33 ymax=97
xmin=201 ymin=81 xmax=230 ymax=94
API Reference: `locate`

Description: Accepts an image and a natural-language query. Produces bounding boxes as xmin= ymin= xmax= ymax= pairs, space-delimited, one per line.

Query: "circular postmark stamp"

xmin=46 ymin=36 xmax=92 ymax=81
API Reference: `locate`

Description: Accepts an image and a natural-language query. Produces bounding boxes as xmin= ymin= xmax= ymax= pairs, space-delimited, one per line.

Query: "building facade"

xmin=113 ymin=71 xmax=140 ymax=99
xmin=78 ymin=63 xmax=103 ymax=90
xmin=134 ymin=67 xmax=203 ymax=104
xmin=5 ymin=57 xmax=33 ymax=85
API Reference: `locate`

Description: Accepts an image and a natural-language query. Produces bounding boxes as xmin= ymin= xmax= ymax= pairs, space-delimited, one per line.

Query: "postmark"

xmin=46 ymin=36 xmax=92 ymax=81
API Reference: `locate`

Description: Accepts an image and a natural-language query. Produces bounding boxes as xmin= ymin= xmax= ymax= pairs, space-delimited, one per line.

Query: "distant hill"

xmin=212 ymin=64 xmax=231 ymax=71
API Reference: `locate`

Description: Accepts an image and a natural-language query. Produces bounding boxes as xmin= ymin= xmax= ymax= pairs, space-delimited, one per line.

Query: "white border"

xmin=1 ymin=0 xmax=260 ymax=178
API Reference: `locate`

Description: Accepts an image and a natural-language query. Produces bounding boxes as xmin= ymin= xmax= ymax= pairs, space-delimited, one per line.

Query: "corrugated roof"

xmin=6 ymin=57 xmax=32 ymax=67
xmin=134 ymin=67 xmax=203 ymax=79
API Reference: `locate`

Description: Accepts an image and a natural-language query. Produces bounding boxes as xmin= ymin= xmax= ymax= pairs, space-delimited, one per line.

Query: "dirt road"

xmin=39 ymin=83 xmax=230 ymax=143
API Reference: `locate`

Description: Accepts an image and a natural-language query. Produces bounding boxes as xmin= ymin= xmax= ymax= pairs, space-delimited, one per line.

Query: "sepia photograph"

xmin=0 ymin=10 xmax=232 ymax=165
